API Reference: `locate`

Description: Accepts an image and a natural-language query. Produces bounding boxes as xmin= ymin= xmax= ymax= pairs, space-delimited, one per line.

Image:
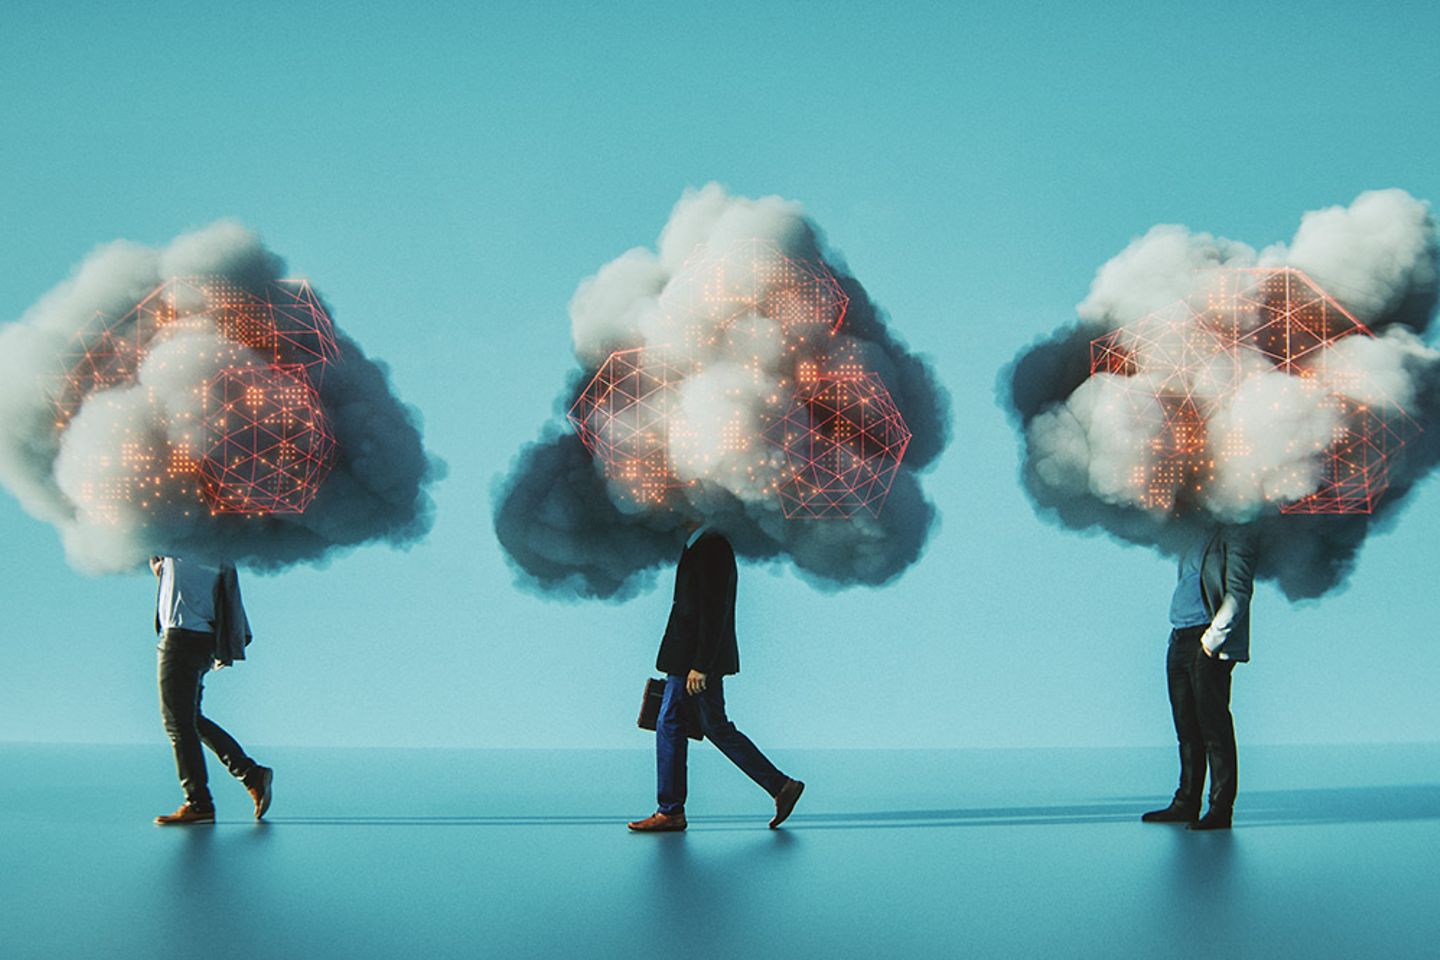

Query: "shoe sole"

xmin=155 ymin=816 xmax=215 ymax=826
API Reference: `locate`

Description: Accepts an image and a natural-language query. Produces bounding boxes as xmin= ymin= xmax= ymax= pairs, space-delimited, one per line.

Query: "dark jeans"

xmin=1166 ymin=625 xmax=1238 ymax=813
xmin=157 ymin=628 xmax=255 ymax=808
xmin=656 ymin=674 xmax=788 ymax=815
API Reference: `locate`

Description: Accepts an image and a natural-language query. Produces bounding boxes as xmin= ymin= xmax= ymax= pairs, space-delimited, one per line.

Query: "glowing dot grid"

xmin=200 ymin=365 xmax=335 ymax=514
xmin=53 ymin=276 xmax=340 ymax=519
xmin=569 ymin=242 xmax=911 ymax=518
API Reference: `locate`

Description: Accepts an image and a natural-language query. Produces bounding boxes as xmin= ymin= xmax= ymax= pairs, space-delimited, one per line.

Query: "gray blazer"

xmin=1199 ymin=527 xmax=1257 ymax=662
xmin=211 ymin=566 xmax=253 ymax=666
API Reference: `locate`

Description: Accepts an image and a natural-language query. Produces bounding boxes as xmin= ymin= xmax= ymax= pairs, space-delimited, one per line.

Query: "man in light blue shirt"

xmin=150 ymin=556 xmax=273 ymax=825
xmin=1143 ymin=525 xmax=1256 ymax=831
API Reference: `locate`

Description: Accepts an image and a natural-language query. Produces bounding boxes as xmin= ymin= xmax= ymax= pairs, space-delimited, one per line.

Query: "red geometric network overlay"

xmin=764 ymin=364 xmax=912 ymax=518
xmin=568 ymin=242 xmax=911 ymax=518
xmin=1088 ymin=267 xmax=1410 ymax=515
xmin=53 ymin=276 xmax=340 ymax=518
xmin=567 ymin=348 xmax=690 ymax=506
xmin=200 ymin=365 xmax=336 ymax=514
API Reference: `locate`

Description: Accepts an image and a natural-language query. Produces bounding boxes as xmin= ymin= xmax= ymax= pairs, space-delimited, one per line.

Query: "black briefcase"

xmin=637 ymin=677 xmax=703 ymax=740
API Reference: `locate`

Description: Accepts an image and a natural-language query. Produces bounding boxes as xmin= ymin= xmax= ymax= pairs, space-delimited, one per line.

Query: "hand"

xmin=149 ymin=557 xmax=164 ymax=578
xmin=686 ymin=670 xmax=707 ymax=695
xmin=1199 ymin=628 xmax=1218 ymax=658
xmin=212 ymin=660 xmax=228 ymax=671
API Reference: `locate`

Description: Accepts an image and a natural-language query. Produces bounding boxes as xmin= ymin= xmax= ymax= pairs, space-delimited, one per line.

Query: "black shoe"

xmin=1187 ymin=808 xmax=1232 ymax=831
xmin=769 ymin=779 xmax=805 ymax=829
xmin=1141 ymin=802 xmax=1198 ymax=824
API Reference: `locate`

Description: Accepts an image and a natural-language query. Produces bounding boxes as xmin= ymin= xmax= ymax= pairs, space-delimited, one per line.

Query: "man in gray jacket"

xmin=1142 ymin=525 xmax=1256 ymax=831
xmin=149 ymin=556 xmax=273 ymax=825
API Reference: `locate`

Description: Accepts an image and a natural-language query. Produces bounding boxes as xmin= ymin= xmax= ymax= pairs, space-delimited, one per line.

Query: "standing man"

xmin=150 ymin=556 xmax=273 ymax=825
xmin=628 ymin=524 xmax=804 ymax=832
xmin=1142 ymin=525 xmax=1257 ymax=831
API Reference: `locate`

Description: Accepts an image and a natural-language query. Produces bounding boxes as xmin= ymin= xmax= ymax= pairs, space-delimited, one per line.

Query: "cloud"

xmin=495 ymin=183 xmax=950 ymax=599
xmin=1004 ymin=189 xmax=1440 ymax=599
xmin=0 ymin=221 xmax=443 ymax=572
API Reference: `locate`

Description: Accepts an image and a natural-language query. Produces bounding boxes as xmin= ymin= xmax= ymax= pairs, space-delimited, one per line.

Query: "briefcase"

xmin=637 ymin=677 xmax=703 ymax=741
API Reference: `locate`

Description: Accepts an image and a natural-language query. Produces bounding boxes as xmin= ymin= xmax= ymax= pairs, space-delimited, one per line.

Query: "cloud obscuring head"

xmin=0 ymin=222 xmax=442 ymax=572
xmin=495 ymin=183 xmax=950 ymax=599
xmin=1005 ymin=189 xmax=1440 ymax=599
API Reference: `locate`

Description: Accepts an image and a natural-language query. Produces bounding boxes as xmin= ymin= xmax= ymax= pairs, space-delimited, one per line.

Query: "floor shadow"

xmin=1231 ymin=784 xmax=1440 ymax=826
xmin=263 ymin=784 xmax=1440 ymax=830
xmin=268 ymin=814 xmax=656 ymax=826
xmin=266 ymin=803 xmax=1135 ymax=829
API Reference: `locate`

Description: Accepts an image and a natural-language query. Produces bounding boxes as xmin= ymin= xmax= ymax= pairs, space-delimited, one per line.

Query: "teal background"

xmin=2 ymin=0 xmax=1438 ymax=750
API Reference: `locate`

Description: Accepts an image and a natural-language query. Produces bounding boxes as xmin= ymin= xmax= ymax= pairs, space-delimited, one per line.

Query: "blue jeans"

xmin=656 ymin=674 xmax=789 ymax=815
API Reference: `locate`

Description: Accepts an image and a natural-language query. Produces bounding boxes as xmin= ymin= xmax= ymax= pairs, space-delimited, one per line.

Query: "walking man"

xmin=150 ymin=556 xmax=273 ymax=825
xmin=628 ymin=524 xmax=804 ymax=832
xmin=1142 ymin=525 xmax=1257 ymax=831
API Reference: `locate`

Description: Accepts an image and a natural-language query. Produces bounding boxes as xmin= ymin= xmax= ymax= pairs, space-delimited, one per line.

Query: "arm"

xmin=152 ymin=557 xmax=165 ymax=635
xmin=1201 ymin=529 xmax=1256 ymax=656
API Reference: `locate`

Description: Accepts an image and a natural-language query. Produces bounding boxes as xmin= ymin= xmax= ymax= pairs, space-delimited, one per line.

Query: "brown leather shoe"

xmin=627 ymin=811 xmax=686 ymax=832
xmin=245 ymin=766 xmax=274 ymax=820
xmin=769 ymin=779 xmax=805 ymax=829
xmin=155 ymin=802 xmax=216 ymax=826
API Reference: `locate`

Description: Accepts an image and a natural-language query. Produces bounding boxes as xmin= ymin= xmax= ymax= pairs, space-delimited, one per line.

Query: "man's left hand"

xmin=212 ymin=660 xmax=229 ymax=671
xmin=686 ymin=670 xmax=707 ymax=695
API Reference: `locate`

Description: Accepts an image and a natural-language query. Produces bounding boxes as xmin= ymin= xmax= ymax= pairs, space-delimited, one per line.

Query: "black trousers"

xmin=157 ymin=628 xmax=255 ymax=807
xmin=1165 ymin=625 xmax=1238 ymax=812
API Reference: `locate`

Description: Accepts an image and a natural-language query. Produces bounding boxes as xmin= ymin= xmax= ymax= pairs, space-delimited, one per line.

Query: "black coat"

xmin=655 ymin=532 xmax=740 ymax=677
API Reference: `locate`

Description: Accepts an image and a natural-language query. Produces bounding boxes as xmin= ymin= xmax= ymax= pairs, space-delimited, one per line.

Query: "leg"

xmin=198 ymin=662 xmax=274 ymax=819
xmin=656 ymin=675 xmax=689 ymax=815
xmin=1193 ymin=655 xmax=1238 ymax=812
xmin=196 ymin=692 xmax=255 ymax=782
xmin=1165 ymin=632 xmax=1205 ymax=814
xmin=157 ymin=632 xmax=214 ymax=809
xmin=693 ymin=678 xmax=789 ymax=798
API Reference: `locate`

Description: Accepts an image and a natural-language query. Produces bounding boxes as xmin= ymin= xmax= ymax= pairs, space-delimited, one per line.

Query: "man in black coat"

xmin=628 ymin=525 xmax=804 ymax=831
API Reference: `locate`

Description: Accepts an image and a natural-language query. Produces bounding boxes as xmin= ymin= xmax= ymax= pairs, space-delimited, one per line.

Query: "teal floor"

xmin=2 ymin=744 xmax=1437 ymax=959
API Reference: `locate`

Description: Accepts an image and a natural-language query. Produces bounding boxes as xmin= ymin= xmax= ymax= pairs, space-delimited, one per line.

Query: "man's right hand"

xmin=149 ymin=557 xmax=163 ymax=578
